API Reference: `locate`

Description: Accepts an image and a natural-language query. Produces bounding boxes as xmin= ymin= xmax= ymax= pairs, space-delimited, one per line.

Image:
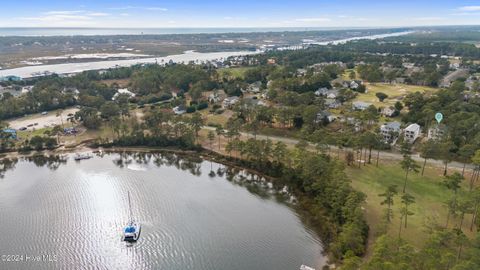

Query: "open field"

xmin=348 ymin=162 xmax=477 ymax=252
xmin=16 ymin=127 xmax=53 ymax=141
xmin=354 ymin=83 xmax=437 ymax=107
xmin=201 ymin=110 xmax=233 ymax=127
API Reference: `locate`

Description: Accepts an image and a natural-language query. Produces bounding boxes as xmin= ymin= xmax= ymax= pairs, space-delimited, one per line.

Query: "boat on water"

xmin=74 ymin=153 xmax=93 ymax=161
xmin=123 ymin=192 xmax=141 ymax=242
xmin=300 ymin=265 xmax=316 ymax=270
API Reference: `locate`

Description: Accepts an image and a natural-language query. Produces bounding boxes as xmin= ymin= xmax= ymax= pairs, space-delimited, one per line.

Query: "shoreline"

xmin=0 ymin=144 xmax=334 ymax=266
xmin=0 ymin=145 xmax=279 ymax=182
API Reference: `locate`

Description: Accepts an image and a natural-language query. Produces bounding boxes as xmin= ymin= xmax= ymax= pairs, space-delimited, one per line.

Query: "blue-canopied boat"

xmin=123 ymin=192 xmax=141 ymax=242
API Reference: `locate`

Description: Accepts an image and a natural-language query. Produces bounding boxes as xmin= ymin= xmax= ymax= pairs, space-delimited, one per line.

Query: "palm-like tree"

xmin=56 ymin=110 xmax=64 ymax=128
xmin=215 ymin=126 xmax=224 ymax=151
xmin=443 ymin=172 xmax=463 ymax=228
xmin=398 ymin=193 xmax=415 ymax=240
xmin=400 ymin=154 xmax=420 ymax=193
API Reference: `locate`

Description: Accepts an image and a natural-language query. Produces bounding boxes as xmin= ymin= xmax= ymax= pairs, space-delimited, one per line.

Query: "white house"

xmin=113 ymin=88 xmax=135 ymax=100
xmin=466 ymin=76 xmax=478 ymax=91
xmin=315 ymin=87 xmax=329 ymax=96
xmin=21 ymin=85 xmax=34 ymax=94
xmin=350 ymin=80 xmax=360 ymax=90
xmin=380 ymin=121 xmax=401 ymax=143
xmin=352 ymin=101 xmax=372 ymax=111
xmin=247 ymin=81 xmax=262 ymax=93
xmin=222 ymin=96 xmax=240 ymax=109
xmin=325 ymin=98 xmax=341 ymax=109
xmin=404 ymin=123 xmax=421 ymax=143
xmin=315 ymin=88 xmax=339 ymax=99
xmin=428 ymin=125 xmax=447 ymax=141
xmin=326 ymin=89 xmax=340 ymax=99
xmin=173 ymin=105 xmax=187 ymax=115
xmin=208 ymin=93 xmax=221 ymax=103
xmin=381 ymin=106 xmax=396 ymax=117
xmin=316 ymin=110 xmax=336 ymax=124
xmin=296 ymin=68 xmax=307 ymax=77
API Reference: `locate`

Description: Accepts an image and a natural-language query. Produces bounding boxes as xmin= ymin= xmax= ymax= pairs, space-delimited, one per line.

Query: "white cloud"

xmin=20 ymin=14 xmax=91 ymax=22
xmin=458 ymin=6 xmax=480 ymax=12
xmin=109 ymin=6 xmax=167 ymax=11
xmin=16 ymin=10 xmax=101 ymax=26
xmin=452 ymin=11 xmax=480 ymax=16
xmin=295 ymin=17 xmax=331 ymax=22
xmin=355 ymin=18 xmax=374 ymax=22
xmin=412 ymin=17 xmax=445 ymax=21
xmin=145 ymin=7 xmax=168 ymax=11
xmin=44 ymin=10 xmax=85 ymax=15
xmin=109 ymin=6 xmax=135 ymax=10
xmin=87 ymin=12 xmax=110 ymax=17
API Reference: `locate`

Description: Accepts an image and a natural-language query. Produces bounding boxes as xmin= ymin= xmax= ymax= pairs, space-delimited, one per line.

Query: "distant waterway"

xmin=0 ymin=27 xmax=405 ymax=37
xmin=278 ymin=30 xmax=414 ymax=50
xmin=0 ymin=152 xmax=326 ymax=270
xmin=0 ymin=30 xmax=414 ymax=79
xmin=0 ymin=50 xmax=259 ymax=79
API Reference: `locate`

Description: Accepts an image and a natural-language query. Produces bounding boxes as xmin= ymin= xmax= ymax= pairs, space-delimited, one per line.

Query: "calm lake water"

xmin=0 ymin=152 xmax=325 ymax=270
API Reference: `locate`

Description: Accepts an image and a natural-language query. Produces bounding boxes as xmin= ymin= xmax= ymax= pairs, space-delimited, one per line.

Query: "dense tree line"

xmin=222 ymin=138 xmax=368 ymax=262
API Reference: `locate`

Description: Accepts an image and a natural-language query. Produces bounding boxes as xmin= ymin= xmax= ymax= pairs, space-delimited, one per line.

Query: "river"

xmin=0 ymin=50 xmax=259 ymax=79
xmin=0 ymin=152 xmax=326 ymax=270
xmin=0 ymin=30 xmax=413 ymax=79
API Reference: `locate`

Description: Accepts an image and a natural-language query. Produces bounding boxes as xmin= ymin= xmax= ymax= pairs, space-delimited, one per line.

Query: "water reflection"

xmin=0 ymin=150 xmax=326 ymax=269
xmin=24 ymin=154 xmax=68 ymax=171
xmin=110 ymin=152 xmax=289 ymax=201
xmin=0 ymin=157 xmax=18 ymax=179
xmin=0 ymin=151 xmax=297 ymax=203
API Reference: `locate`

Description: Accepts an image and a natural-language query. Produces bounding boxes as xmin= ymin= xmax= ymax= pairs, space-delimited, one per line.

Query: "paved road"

xmin=203 ymin=126 xmax=472 ymax=172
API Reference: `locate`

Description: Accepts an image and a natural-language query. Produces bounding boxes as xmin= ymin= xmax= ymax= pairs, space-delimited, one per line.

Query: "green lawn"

xmin=348 ymin=162 xmax=476 ymax=249
xmin=341 ymin=68 xmax=358 ymax=80
xmin=17 ymin=127 xmax=52 ymax=140
xmin=354 ymin=83 xmax=437 ymax=107
xmin=202 ymin=110 xmax=230 ymax=126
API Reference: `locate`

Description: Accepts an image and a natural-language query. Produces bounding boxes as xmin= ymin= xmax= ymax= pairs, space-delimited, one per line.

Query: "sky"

xmin=1 ymin=0 xmax=480 ymax=28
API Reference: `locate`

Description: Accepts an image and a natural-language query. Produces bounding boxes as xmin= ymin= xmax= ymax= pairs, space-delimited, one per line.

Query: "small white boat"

xmin=300 ymin=265 xmax=316 ymax=270
xmin=74 ymin=153 xmax=93 ymax=161
xmin=123 ymin=192 xmax=141 ymax=242
xmin=123 ymin=221 xmax=141 ymax=242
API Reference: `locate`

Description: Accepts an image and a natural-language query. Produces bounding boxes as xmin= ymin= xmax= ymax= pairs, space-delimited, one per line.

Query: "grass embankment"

xmin=348 ymin=161 xmax=477 ymax=252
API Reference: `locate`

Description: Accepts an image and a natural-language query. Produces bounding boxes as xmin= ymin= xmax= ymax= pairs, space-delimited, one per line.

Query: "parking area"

xmin=8 ymin=108 xmax=79 ymax=131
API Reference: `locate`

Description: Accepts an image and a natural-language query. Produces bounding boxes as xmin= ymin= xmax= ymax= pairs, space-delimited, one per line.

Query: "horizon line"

xmin=0 ymin=25 xmax=479 ymax=29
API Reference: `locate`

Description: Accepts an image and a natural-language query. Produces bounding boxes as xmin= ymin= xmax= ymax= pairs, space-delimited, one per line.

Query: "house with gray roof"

xmin=380 ymin=121 xmax=401 ymax=143
xmin=352 ymin=101 xmax=372 ymax=111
